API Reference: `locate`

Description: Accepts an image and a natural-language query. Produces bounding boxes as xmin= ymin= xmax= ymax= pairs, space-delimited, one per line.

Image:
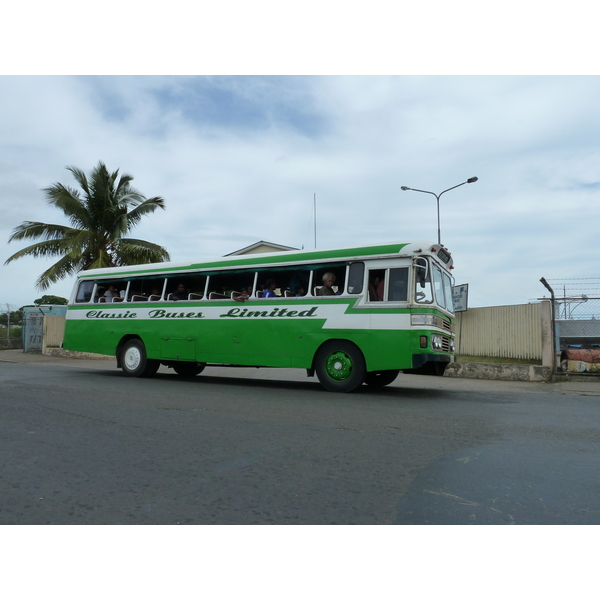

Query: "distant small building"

xmin=22 ymin=305 xmax=68 ymax=352
xmin=225 ymin=241 xmax=298 ymax=256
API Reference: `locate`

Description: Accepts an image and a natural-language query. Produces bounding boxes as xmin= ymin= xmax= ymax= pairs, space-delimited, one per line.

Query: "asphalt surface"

xmin=2 ymin=349 xmax=600 ymax=525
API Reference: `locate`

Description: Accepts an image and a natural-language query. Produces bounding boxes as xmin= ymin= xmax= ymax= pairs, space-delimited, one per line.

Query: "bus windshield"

xmin=432 ymin=264 xmax=455 ymax=312
xmin=414 ymin=258 xmax=433 ymax=304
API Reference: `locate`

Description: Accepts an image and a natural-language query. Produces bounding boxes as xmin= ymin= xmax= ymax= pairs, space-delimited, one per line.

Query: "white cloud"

xmin=1 ymin=75 xmax=600 ymax=312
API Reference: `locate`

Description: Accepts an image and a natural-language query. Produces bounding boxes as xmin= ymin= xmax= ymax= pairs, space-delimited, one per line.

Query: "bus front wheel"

xmin=121 ymin=339 xmax=159 ymax=378
xmin=315 ymin=341 xmax=366 ymax=393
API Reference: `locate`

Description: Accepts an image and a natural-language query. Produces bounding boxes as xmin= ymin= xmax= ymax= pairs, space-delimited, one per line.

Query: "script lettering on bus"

xmin=219 ymin=307 xmax=318 ymax=319
xmin=86 ymin=310 xmax=138 ymax=319
xmin=148 ymin=309 xmax=205 ymax=319
xmin=84 ymin=310 xmax=206 ymax=319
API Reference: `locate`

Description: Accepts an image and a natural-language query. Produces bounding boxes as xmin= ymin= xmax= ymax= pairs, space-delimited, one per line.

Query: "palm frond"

xmin=7 ymin=161 xmax=170 ymax=286
xmin=114 ymin=238 xmax=171 ymax=265
xmin=66 ymin=166 xmax=90 ymax=198
xmin=125 ymin=197 xmax=166 ymax=228
xmin=5 ymin=237 xmax=79 ymax=263
xmin=43 ymin=183 xmax=89 ymax=228
xmin=115 ymin=173 xmax=134 ymax=196
xmin=115 ymin=186 xmax=147 ymax=210
xmin=7 ymin=221 xmax=78 ymax=243
xmin=35 ymin=254 xmax=82 ymax=291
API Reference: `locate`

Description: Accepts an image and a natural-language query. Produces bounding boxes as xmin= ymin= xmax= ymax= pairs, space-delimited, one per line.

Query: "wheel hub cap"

xmin=325 ymin=351 xmax=352 ymax=381
xmin=125 ymin=347 xmax=141 ymax=370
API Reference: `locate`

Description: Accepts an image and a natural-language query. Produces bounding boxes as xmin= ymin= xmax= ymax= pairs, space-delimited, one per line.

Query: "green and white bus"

xmin=63 ymin=240 xmax=456 ymax=392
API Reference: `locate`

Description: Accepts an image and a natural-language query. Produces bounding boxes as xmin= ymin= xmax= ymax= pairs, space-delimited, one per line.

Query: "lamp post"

xmin=401 ymin=177 xmax=478 ymax=245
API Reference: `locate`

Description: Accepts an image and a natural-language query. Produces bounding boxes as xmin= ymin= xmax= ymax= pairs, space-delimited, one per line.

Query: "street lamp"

xmin=401 ymin=177 xmax=478 ymax=245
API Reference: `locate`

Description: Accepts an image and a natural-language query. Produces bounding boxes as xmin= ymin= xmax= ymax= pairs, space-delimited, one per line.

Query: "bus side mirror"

xmin=415 ymin=258 xmax=428 ymax=288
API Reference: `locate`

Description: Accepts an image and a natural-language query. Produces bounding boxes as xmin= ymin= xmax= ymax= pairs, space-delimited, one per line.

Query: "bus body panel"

xmin=63 ymin=240 xmax=456 ymax=390
xmin=64 ymin=298 xmax=453 ymax=372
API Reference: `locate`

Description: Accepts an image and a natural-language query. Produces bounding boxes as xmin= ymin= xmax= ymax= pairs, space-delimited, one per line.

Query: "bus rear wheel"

xmin=315 ymin=341 xmax=366 ymax=393
xmin=172 ymin=362 xmax=205 ymax=377
xmin=364 ymin=369 xmax=400 ymax=387
xmin=121 ymin=339 xmax=159 ymax=378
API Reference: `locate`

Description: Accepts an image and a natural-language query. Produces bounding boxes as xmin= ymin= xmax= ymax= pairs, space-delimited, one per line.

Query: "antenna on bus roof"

xmin=314 ymin=193 xmax=317 ymax=249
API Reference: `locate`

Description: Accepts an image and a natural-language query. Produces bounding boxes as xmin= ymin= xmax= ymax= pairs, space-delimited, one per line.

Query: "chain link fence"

xmin=0 ymin=303 xmax=22 ymax=349
xmin=541 ymin=279 xmax=600 ymax=372
xmin=542 ymin=279 xmax=600 ymax=349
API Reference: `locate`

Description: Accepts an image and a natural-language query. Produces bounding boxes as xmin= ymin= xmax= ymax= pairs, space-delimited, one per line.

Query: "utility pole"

xmin=314 ymin=193 xmax=317 ymax=249
xmin=401 ymin=177 xmax=478 ymax=245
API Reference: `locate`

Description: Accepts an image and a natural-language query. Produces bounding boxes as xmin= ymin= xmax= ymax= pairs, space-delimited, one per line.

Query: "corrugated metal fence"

xmin=455 ymin=303 xmax=543 ymax=360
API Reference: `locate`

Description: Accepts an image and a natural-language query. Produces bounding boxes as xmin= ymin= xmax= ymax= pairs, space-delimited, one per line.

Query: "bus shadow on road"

xmin=86 ymin=367 xmax=459 ymax=400
xmin=190 ymin=376 xmax=460 ymax=401
xmin=166 ymin=371 xmax=458 ymax=399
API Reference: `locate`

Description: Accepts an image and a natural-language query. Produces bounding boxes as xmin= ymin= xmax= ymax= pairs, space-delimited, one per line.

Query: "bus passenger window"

xmin=315 ymin=272 xmax=337 ymax=296
xmin=368 ymin=270 xmax=385 ymax=301
xmin=347 ymin=262 xmax=364 ymax=294
xmin=75 ymin=281 xmax=94 ymax=303
xmin=287 ymin=271 xmax=310 ymax=297
xmin=170 ymin=283 xmax=189 ymax=301
xmin=388 ymin=268 xmax=408 ymax=302
xmin=166 ymin=275 xmax=207 ymax=301
xmin=96 ymin=283 xmax=121 ymax=303
xmin=312 ymin=265 xmax=346 ymax=296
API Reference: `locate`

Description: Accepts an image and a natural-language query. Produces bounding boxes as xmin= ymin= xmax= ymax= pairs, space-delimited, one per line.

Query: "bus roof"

xmin=77 ymin=240 xmax=446 ymax=280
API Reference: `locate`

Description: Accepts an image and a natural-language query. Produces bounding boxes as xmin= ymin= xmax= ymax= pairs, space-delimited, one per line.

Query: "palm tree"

xmin=5 ymin=161 xmax=171 ymax=290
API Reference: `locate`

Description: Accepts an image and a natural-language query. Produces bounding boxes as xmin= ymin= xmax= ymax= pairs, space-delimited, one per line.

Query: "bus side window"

xmin=368 ymin=270 xmax=385 ymax=301
xmin=166 ymin=275 xmax=207 ymax=300
xmin=388 ymin=268 xmax=408 ymax=302
xmin=75 ymin=281 xmax=95 ymax=303
xmin=347 ymin=262 xmax=364 ymax=294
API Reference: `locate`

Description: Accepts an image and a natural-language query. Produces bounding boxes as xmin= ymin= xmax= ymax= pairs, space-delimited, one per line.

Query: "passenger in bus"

xmin=233 ymin=288 xmax=249 ymax=302
xmin=295 ymin=285 xmax=306 ymax=297
xmin=96 ymin=287 xmax=106 ymax=302
xmin=316 ymin=273 xmax=336 ymax=296
xmin=369 ymin=274 xmax=384 ymax=301
xmin=171 ymin=283 xmax=188 ymax=300
xmin=263 ymin=279 xmax=278 ymax=298
xmin=103 ymin=285 xmax=119 ymax=300
xmin=376 ymin=277 xmax=385 ymax=301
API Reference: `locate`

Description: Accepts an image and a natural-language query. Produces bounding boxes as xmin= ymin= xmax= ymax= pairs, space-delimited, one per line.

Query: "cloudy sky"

xmin=1 ymin=74 xmax=598 ymax=311
xmin=1 ymin=4 xmax=598 ymax=313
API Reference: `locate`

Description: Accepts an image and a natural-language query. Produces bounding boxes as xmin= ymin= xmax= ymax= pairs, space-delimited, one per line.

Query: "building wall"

xmin=239 ymin=244 xmax=285 ymax=255
xmin=23 ymin=306 xmax=68 ymax=352
xmin=455 ymin=303 xmax=544 ymax=361
xmin=42 ymin=315 xmax=66 ymax=353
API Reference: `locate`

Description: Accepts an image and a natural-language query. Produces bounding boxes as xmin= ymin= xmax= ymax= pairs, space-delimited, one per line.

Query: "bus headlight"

xmin=431 ymin=335 xmax=443 ymax=350
xmin=412 ymin=314 xmax=437 ymax=326
xmin=450 ymin=339 xmax=455 ymax=352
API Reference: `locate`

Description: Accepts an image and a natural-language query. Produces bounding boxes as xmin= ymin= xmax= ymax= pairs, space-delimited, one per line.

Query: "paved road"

xmin=2 ymin=351 xmax=600 ymax=524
